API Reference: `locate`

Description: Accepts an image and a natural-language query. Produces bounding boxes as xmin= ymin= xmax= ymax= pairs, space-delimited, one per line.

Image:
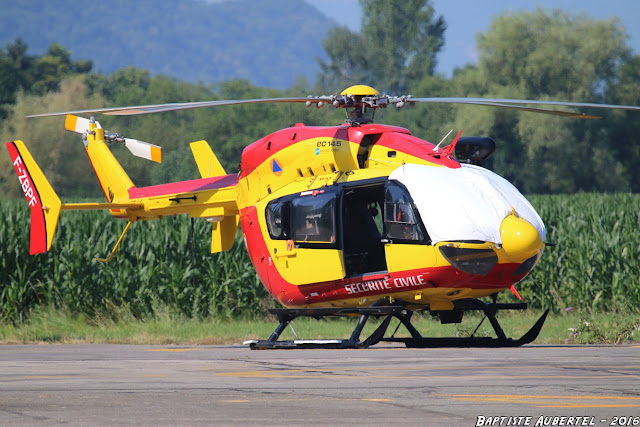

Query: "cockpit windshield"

xmin=388 ymin=164 xmax=546 ymax=245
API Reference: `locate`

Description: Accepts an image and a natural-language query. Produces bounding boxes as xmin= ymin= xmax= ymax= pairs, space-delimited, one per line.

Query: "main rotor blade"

xmin=26 ymin=93 xmax=640 ymax=119
xmin=411 ymin=96 xmax=640 ymax=117
xmin=444 ymin=100 xmax=602 ymax=119
xmin=26 ymin=97 xmax=330 ymax=118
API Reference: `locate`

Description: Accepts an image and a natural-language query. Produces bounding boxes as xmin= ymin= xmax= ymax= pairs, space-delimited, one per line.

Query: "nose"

xmin=500 ymin=210 xmax=544 ymax=263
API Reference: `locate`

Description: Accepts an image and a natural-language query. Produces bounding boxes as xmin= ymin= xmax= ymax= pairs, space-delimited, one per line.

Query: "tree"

xmin=0 ymin=39 xmax=33 ymax=117
xmin=361 ymin=0 xmax=445 ymax=93
xmin=0 ymin=77 xmax=106 ymax=198
xmin=448 ymin=9 xmax=633 ymax=193
xmin=606 ymin=55 xmax=640 ymax=191
xmin=31 ymin=43 xmax=93 ymax=95
xmin=0 ymin=40 xmax=93 ymax=118
xmin=318 ymin=0 xmax=445 ymax=94
xmin=317 ymin=27 xmax=370 ymax=91
xmin=476 ymin=9 xmax=628 ymax=101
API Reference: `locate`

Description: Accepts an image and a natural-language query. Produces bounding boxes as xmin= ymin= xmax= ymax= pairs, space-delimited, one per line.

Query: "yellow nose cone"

xmin=500 ymin=212 xmax=543 ymax=263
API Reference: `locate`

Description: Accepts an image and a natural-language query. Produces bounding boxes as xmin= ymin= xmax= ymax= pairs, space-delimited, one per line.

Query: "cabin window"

xmin=290 ymin=193 xmax=336 ymax=244
xmin=383 ymin=181 xmax=426 ymax=242
xmin=265 ymin=191 xmax=337 ymax=246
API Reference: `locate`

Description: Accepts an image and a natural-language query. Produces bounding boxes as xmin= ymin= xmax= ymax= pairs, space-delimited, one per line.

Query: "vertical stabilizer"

xmin=190 ymin=140 xmax=226 ymax=178
xmin=6 ymin=140 xmax=62 ymax=254
xmin=211 ymin=216 xmax=239 ymax=253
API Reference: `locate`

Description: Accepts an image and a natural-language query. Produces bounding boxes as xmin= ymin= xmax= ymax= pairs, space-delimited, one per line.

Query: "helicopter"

xmin=7 ymin=84 xmax=640 ymax=349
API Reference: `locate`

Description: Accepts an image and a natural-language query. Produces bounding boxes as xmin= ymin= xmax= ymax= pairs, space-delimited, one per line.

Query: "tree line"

xmin=1 ymin=1 xmax=640 ymax=199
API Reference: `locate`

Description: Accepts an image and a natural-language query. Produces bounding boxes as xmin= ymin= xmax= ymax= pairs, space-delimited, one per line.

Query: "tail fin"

xmin=190 ymin=140 xmax=226 ymax=178
xmin=6 ymin=141 xmax=62 ymax=254
xmin=190 ymin=140 xmax=238 ymax=252
xmin=211 ymin=216 xmax=239 ymax=253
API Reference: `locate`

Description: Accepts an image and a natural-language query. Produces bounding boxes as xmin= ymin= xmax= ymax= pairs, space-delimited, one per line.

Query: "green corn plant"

xmin=2 ymin=193 xmax=640 ymax=323
xmin=0 ymin=200 xmax=269 ymax=322
xmin=521 ymin=194 xmax=640 ymax=312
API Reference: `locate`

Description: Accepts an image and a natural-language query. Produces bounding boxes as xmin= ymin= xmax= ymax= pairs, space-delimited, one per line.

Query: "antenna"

xmin=433 ymin=129 xmax=453 ymax=151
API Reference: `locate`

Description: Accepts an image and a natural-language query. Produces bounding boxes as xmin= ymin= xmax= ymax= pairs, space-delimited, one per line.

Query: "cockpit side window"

xmin=383 ymin=181 xmax=428 ymax=243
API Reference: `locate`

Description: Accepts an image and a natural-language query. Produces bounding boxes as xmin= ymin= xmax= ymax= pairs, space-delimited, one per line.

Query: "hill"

xmin=0 ymin=0 xmax=334 ymax=89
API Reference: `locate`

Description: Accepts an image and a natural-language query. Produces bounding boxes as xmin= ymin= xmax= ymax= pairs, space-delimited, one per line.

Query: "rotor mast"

xmin=337 ymin=84 xmax=384 ymax=124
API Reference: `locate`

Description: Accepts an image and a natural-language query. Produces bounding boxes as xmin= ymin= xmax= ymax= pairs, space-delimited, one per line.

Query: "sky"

xmin=306 ymin=0 xmax=640 ymax=77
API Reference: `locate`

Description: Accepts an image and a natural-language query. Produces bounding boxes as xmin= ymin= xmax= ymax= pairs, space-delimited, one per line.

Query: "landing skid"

xmin=247 ymin=299 xmax=549 ymax=350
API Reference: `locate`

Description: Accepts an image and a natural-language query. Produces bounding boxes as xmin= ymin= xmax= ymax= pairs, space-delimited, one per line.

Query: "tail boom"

xmin=7 ymin=131 xmax=240 ymax=257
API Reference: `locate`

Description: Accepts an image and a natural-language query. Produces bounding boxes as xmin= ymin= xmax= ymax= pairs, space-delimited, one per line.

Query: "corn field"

xmin=1 ymin=194 xmax=640 ymax=323
xmin=0 ymin=200 xmax=269 ymax=323
xmin=520 ymin=194 xmax=640 ymax=312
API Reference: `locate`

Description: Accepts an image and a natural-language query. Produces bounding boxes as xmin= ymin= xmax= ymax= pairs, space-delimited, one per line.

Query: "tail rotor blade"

xmin=124 ymin=138 xmax=162 ymax=163
xmin=65 ymin=115 xmax=161 ymax=163
xmin=65 ymin=115 xmax=101 ymax=133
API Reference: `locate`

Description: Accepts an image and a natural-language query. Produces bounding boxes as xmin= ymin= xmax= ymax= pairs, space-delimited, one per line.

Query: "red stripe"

xmin=375 ymin=132 xmax=461 ymax=168
xmin=128 ymin=174 xmax=238 ymax=199
xmin=240 ymin=205 xmax=530 ymax=307
xmin=6 ymin=142 xmax=47 ymax=254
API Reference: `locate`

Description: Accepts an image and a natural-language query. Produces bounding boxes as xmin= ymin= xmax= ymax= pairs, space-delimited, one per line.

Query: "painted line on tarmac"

xmin=437 ymin=394 xmax=640 ymax=408
xmin=215 ymin=364 xmax=640 ymax=374
xmin=215 ymin=370 xmax=639 ymax=380
xmin=24 ymin=375 xmax=71 ymax=379
xmin=219 ymin=398 xmax=392 ymax=404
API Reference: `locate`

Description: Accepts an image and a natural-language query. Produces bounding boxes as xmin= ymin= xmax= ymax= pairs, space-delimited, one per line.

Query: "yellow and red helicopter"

xmin=7 ymin=85 xmax=640 ymax=348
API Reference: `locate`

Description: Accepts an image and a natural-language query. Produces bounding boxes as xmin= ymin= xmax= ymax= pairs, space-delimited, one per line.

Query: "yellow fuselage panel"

xmin=240 ymin=136 xmax=360 ymax=205
xmin=384 ymin=244 xmax=438 ymax=272
xmin=253 ymin=167 xmax=390 ymax=285
xmin=124 ymin=187 xmax=239 ymax=220
xmin=272 ymin=244 xmax=346 ymax=285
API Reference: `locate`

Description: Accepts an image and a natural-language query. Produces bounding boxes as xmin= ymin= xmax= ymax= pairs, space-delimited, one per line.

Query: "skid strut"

xmin=247 ymin=298 xmax=550 ymax=350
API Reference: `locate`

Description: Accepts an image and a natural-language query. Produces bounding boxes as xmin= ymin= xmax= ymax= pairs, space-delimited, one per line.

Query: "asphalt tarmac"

xmin=1 ymin=344 xmax=639 ymax=426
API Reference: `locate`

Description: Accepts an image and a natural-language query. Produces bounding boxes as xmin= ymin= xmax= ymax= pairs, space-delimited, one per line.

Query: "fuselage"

xmin=8 ymin=116 xmax=545 ymax=313
xmin=234 ymin=122 xmax=545 ymax=310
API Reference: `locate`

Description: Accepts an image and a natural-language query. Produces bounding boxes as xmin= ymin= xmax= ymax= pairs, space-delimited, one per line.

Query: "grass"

xmin=1 ymin=307 xmax=638 ymax=345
